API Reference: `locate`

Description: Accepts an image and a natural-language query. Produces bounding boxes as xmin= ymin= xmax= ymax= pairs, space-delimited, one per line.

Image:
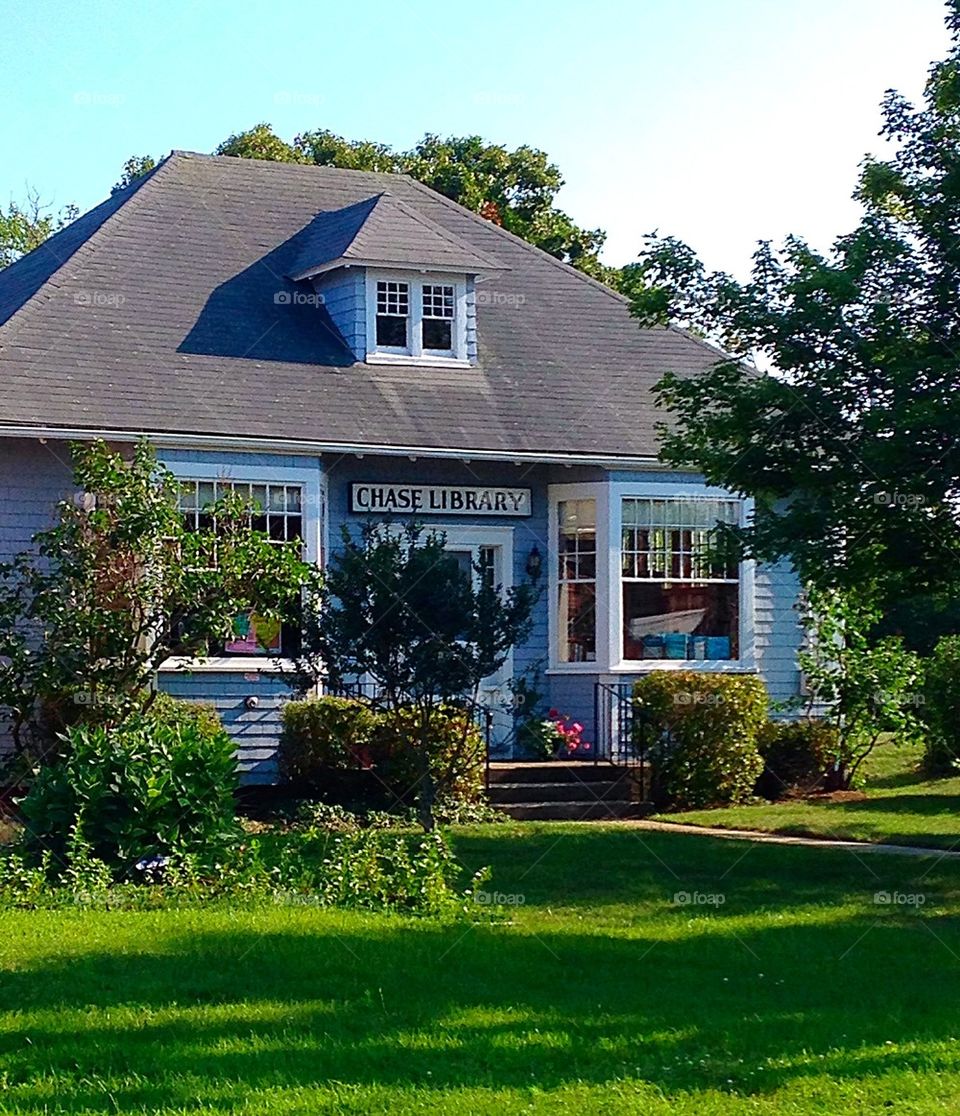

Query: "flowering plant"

xmin=547 ymin=709 xmax=590 ymax=756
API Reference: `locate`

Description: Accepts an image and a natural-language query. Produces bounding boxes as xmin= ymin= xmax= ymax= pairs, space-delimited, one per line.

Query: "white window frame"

xmin=365 ymin=270 xmax=469 ymax=366
xmin=548 ymin=480 xmax=756 ymax=675
xmin=159 ymin=459 xmax=325 ymax=673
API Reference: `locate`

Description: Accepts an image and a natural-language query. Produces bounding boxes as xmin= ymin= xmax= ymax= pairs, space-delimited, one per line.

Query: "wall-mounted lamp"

xmin=526 ymin=545 xmax=542 ymax=580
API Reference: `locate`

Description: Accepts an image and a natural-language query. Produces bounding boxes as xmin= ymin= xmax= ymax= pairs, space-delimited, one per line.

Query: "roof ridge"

xmin=0 ymin=155 xmax=174 ymax=343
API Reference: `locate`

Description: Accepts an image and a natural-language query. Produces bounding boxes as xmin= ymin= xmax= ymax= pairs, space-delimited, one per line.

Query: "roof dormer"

xmin=287 ymin=192 xmax=504 ymax=366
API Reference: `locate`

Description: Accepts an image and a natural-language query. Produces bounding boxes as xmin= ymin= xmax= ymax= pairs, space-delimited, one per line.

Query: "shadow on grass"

xmin=1 ymin=829 xmax=959 ymax=1111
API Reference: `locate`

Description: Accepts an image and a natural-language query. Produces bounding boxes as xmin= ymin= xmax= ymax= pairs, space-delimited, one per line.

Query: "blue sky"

xmin=1 ymin=0 xmax=950 ymax=275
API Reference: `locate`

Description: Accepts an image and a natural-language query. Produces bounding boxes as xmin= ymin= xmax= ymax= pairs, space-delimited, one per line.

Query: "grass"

xmin=664 ymin=740 xmax=960 ymax=851
xmin=2 ymin=823 xmax=960 ymax=1113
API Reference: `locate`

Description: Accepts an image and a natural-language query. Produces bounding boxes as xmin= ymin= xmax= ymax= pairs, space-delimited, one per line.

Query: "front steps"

xmin=487 ymin=761 xmax=654 ymax=821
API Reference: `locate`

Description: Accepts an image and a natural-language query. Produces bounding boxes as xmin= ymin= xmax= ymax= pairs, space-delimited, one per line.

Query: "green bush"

xmin=921 ymin=635 xmax=960 ymax=775
xmin=279 ymin=696 xmax=380 ymax=787
xmin=20 ymin=713 xmax=240 ymax=872
xmin=634 ymin=671 xmax=767 ymax=809
xmin=755 ymin=719 xmax=838 ymax=799
xmin=373 ymin=704 xmax=486 ymax=807
xmin=146 ymin=691 xmax=224 ymax=740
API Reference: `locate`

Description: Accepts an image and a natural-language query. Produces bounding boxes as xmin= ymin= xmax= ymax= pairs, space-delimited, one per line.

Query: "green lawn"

xmin=2 ymin=823 xmax=960 ymax=1113
xmin=664 ymin=740 xmax=960 ymax=851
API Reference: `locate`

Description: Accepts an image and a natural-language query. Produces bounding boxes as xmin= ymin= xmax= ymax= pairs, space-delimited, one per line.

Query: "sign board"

xmin=350 ymin=483 xmax=531 ymax=517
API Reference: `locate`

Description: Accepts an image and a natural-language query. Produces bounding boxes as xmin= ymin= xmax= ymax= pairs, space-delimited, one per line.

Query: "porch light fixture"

xmin=526 ymin=545 xmax=542 ymax=580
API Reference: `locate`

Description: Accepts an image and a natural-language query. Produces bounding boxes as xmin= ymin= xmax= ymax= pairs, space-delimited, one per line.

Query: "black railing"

xmin=593 ymin=682 xmax=654 ymax=769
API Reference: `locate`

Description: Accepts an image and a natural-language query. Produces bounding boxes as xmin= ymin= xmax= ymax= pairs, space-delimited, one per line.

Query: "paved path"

xmin=614 ymin=818 xmax=960 ymax=859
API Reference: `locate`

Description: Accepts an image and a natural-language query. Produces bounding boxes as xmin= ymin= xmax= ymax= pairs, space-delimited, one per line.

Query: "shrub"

xmin=279 ymin=696 xmax=380 ymax=787
xmin=921 ymin=635 xmax=960 ymax=775
xmin=755 ymin=719 xmax=838 ymax=799
xmin=373 ymin=704 xmax=486 ymax=808
xmin=634 ymin=671 xmax=767 ymax=809
xmin=20 ymin=713 xmax=240 ymax=872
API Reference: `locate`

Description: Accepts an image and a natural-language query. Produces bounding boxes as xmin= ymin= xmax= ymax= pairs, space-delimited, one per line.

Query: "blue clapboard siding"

xmin=312 ymin=269 xmax=366 ymax=358
xmin=157 ymin=671 xmax=295 ymax=784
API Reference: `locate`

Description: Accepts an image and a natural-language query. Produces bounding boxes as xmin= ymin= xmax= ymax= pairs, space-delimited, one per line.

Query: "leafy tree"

xmin=627 ymin=5 xmax=960 ymax=607
xmin=213 ymin=124 xmax=612 ymax=278
xmin=0 ymin=192 xmax=78 ymax=268
xmin=0 ymin=439 xmax=320 ymax=761
xmin=111 ymin=155 xmax=157 ymax=194
xmin=299 ymin=522 xmax=535 ymax=830
xmin=796 ymin=587 xmax=924 ymax=789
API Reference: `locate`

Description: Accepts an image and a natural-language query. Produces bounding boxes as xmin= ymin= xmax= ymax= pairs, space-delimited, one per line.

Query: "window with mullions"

xmin=621 ymin=497 xmax=740 ymax=661
xmin=557 ymin=499 xmax=596 ymax=663
xmin=375 ymin=280 xmax=409 ymax=349
xmin=177 ymin=480 xmax=304 ymax=656
xmin=422 ymin=284 xmax=454 ymax=351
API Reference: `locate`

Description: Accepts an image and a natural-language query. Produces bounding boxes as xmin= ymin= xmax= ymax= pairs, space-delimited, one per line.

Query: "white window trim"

xmin=158 ymin=459 xmax=325 ymax=675
xmin=547 ymin=480 xmax=756 ymax=675
xmin=365 ymin=270 xmax=469 ymax=365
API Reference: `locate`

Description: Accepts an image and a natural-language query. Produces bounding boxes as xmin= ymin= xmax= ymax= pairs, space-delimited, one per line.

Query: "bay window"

xmin=621 ymin=497 xmax=740 ymax=661
xmin=549 ymin=483 xmax=750 ymax=672
xmin=557 ymin=498 xmax=597 ymax=663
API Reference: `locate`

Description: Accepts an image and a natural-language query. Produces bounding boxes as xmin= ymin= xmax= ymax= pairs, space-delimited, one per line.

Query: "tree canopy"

xmin=629 ymin=2 xmax=960 ymax=607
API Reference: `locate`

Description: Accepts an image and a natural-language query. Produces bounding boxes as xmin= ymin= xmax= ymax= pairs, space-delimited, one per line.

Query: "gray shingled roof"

xmin=0 ymin=152 xmax=722 ymax=460
xmin=288 ymin=192 xmax=504 ymax=280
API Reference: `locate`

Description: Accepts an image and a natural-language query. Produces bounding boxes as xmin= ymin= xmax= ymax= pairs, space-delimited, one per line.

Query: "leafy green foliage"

xmin=280 ymin=696 xmax=486 ymax=810
xmin=212 ymin=124 xmax=611 ymax=279
xmin=0 ymin=821 xmax=485 ymax=917
xmin=755 ymin=719 xmax=838 ymax=799
xmin=372 ymin=704 xmax=486 ymax=809
xmin=630 ymin=7 xmax=960 ymax=603
xmin=279 ymin=696 xmax=381 ymax=787
xmin=299 ymin=523 xmax=533 ymax=830
xmin=0 ymin=439 xmax=320 ymax=758
xmin=19 ymin=714 xmax=240 ymax=871
xmin=111 ymin=155 xmax=157 ymax=194
xmin=634 ymin=671 xmax=767 ymax=809
xmin=796 ymin=588 xmax=924 ymax=789
xmin=0 ymin=191 xmax=78 ymax=268
xmin=920 ymin=634 xmax=960 ymax=775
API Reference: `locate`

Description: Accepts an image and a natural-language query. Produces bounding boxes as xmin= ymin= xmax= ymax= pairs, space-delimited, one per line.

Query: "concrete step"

xmin=487 ymin=761 xmax=626 ymax=785
xmin=494 ymin=800 xmax=656 ymax=822
xmin=487 ymin=780 xmax=631 ymax=805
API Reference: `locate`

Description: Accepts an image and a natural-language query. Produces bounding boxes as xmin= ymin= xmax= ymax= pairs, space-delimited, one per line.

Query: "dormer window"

xmin=375 ymin=280 xmax=409 ymax=349
xmin=366 ymin=272 xmax=468 ymax=365
xmin=422 ymin=284 xmax=454 ymax=353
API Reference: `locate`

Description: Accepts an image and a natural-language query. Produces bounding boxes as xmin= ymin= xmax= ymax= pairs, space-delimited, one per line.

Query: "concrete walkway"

xmin=614 ymin=818 xmax=960 ymax=859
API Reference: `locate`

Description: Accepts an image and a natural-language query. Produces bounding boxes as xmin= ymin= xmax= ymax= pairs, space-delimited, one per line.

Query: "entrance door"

xmin=443 ymin=527 xmax=515 ymax=752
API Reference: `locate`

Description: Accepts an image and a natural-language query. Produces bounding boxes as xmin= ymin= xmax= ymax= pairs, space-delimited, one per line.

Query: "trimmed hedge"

xmin=634 ymin=671 xmax=767 ymax=809
xmin=921 ymin=635 xmax=960 ymax=775
xmin=279 ymin=696 xmax=380 ymax=787
xmin=755 ymin=719 xmax=837 ymax=799
xmin=373 ymin=704 xmax=485 ymax=806
xmin=279 ymin=696 xmax=485 ymax=806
